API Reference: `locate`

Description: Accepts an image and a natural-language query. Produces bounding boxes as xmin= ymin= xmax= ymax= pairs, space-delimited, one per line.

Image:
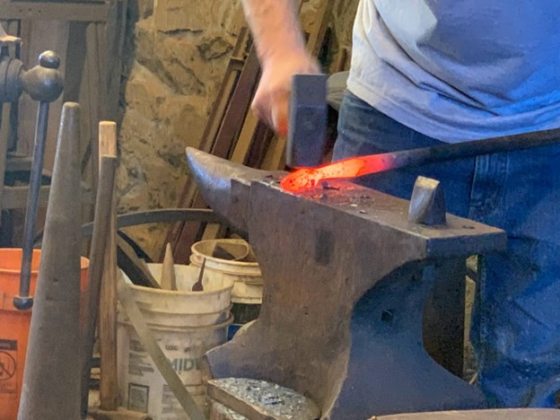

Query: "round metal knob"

xmin=38 ymin=50 xmax=60 ymax=69
xmin=13 ymin=295 xmax=34 ymax=310
xmin=20 ymin=50 xmax=64 ymax=103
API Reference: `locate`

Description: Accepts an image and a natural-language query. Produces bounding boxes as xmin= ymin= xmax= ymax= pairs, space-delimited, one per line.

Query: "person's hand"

xmin=252 ymin=52 xmax=321 ymax=136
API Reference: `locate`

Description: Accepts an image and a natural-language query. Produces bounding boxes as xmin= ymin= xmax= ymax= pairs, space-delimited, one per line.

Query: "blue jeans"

xmin=334 ymin=91 xmax=560 ymax=408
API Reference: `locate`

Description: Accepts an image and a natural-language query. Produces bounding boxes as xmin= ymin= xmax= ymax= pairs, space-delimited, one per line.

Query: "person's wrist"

xmin=259 ymin=43 xmax=311 ymax=70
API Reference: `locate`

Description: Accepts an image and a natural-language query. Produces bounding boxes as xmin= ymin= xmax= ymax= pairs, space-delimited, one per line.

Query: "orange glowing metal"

xmin=281 ymin=154 xmax=395 ymax=193
xmin=281 ymin=127 xmax=560 ymax=193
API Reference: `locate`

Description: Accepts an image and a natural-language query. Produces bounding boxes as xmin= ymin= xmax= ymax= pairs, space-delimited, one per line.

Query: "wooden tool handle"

xmin=99 ymin=121 xmax=117 ymax=158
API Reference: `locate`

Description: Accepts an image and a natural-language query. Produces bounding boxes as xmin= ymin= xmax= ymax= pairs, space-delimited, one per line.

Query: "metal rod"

xmin=389 ymin=126 xmax=560 ymax=170
xmin=282 ymin=126 xmax=560 ymax=192
xmin=33 ymin=208 xmax=220 ymax=245
xmin=14 ymin=100 xmax=49 ymax=310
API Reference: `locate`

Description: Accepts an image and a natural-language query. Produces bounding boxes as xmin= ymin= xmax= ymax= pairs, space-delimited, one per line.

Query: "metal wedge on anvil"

xmin=185 ymin=148 xmax=507 ymax=419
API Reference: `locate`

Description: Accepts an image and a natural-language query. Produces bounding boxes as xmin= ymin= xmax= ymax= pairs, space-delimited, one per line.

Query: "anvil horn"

xmin=185 ymin=147 xmax=283 ymax=233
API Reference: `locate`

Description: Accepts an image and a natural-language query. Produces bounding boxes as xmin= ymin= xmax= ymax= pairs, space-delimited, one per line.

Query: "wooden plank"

xmin=166 ymin=24 xmax=252 ymax=261
xmin=211 ymin=47 xmax=260 ymax=159
xmin=170 ymin=194 xmax=206 ymax=263
xmin=4 ymin=18 xmax=20 ymax=155
xmin=117 ymin=236 xmax=160 ymax=288
xmin=0 ymin=2 xmax=109 ymax=22
xmin=104 ymin=0 xmax=127 ymax=120
xmin=90 ymin=408 xmax=151 ymax=420
xmin=2 ymin=184 xmax=93 ymax=209
xmin=166 ymin=60 xmax=243 ymax=250
xmin=200 ymin=223 xmax=223 ymax=241
xmin=260 ymin=135 xmax=286 ymax=170
xmin=229 ymin=111 xmax=259 ymax=164
xmin=5 ymin=156 xmax=32 ymax=172
xmin=81 ymin=154 xmax=117 ymax=414
xmin=98 ymin=122 xmax=119 ymax=411
xmin=83 ymin=21 xmax=106 ymax=190
xmin=0 ymin=104 xmax=12 ymax=213
xmin=169 ymin=48 xmax=260 ymax=259
xmin=63 ymin=22 xmax=88 ymax=103
xmin=246 ymin=123 xmax=274 ymax=168
xmin=332 ymin=46 xmax=350 ymax=72
xmin=2 ymin=184 xmax=49 ymax=209
xmin=199 ymin=28 xmax=249 ymax=153
xmin=307 ymin=0 xmax=333 ymax=57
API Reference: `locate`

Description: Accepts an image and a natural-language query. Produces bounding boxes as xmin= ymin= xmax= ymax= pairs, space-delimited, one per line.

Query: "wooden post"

xmin=98 ymin=121 xmax=119 ymax=411
xmin=80 ymin=121 xmax=118 ymax=415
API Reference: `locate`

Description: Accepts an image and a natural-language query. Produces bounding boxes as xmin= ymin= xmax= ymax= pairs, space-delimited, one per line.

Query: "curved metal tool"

xmin=34 ymin=208 xmax=220 ymax=244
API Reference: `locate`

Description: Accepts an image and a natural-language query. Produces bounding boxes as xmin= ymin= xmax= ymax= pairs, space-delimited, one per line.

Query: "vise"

xmin=185 ymin=148 xmax=506 ymax=419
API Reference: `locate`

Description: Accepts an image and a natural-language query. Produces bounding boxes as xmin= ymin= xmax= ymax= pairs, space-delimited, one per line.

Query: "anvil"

xmin=186 ymin=148 xmax=506 ymax=419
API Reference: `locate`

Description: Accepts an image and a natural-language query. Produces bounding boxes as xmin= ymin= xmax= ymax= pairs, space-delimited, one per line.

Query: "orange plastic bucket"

xmin=0 ymin=248 xmax=89 ymax=420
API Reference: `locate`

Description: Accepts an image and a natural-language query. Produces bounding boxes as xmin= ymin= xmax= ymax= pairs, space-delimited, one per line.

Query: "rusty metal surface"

xmin=187 ymin=149 xmax=506 ymax=419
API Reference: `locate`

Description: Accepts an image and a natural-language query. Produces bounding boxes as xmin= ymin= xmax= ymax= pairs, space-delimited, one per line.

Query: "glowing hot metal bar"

xmin=281 ymin=127 xmax=560 ymax=193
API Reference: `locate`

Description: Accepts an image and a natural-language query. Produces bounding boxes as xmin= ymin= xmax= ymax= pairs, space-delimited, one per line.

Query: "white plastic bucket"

xmin=189 ymin=239 xmax=263 ymax=305
xmin=126 ymin=264 xmax=233 ymax=327
xmin=117 ymin=264 xmax=233 ymax=419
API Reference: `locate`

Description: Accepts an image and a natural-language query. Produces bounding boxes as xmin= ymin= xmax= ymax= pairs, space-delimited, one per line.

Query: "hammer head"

xmin=286 ymin=74 xmax=328 ymax=168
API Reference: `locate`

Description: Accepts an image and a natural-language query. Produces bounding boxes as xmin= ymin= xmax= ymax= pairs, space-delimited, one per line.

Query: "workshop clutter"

xmin=0 ymin=248 xmax=89 ymax=420
xmin=190 ymin=239 xmax=263 ymax=329
xmin=117 ymin=263 xmax=233 ymax=418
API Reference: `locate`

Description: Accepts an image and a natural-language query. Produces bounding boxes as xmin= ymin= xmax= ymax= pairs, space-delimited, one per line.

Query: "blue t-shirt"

xmin=348 ymin=0 xmax=560 ymax=142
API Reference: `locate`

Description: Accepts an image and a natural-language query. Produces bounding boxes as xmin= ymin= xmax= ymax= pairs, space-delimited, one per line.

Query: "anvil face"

xmin=186 ymin=148 xmax=506 ymax=419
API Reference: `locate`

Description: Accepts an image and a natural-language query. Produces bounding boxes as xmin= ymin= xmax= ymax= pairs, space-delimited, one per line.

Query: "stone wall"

xmin=116 ymin=0 xmax=360 ymax=259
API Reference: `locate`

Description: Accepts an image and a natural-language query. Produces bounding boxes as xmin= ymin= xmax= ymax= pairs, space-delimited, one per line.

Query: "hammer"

xmin=286 ymin=74 xmax=329 ymax=168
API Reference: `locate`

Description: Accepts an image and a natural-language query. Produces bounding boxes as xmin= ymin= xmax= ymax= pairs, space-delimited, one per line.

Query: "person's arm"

xmin=242 ymin=0 xmax=320 ymax=136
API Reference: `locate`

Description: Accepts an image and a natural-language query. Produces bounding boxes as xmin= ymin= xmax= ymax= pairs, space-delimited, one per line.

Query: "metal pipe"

xmin=14 ymin=100 xmax=49 ymax=310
